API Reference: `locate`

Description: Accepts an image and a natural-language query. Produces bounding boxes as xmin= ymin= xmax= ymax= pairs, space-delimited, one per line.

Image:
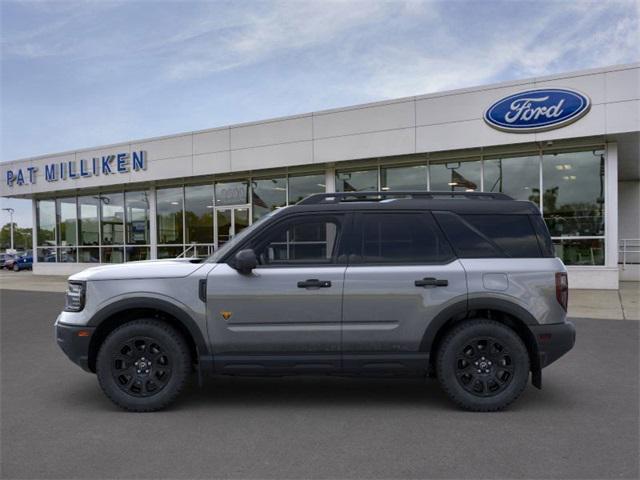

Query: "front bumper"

xmin=531 ymin=321 xmax=576 ymax=368
xmin=55 ymin=317 xmax=95 ymax=373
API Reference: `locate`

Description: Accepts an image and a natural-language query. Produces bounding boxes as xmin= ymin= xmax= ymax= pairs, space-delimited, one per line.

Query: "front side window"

xmin=354 ymin=213 xmax=453 ymax=264
xmin=254 ymin=216 xmax=342 ymax=266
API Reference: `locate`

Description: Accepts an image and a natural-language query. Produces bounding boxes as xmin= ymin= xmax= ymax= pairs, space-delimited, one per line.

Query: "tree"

xmin=0 ymin=223 xmax=32 ymax=251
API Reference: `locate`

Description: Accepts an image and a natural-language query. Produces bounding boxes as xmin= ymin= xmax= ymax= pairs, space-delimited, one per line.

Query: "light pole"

xmin=2 ymin=207 xmax=15 ymax=251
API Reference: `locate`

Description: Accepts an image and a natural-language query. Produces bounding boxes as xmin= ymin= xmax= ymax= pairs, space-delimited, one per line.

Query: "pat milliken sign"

xmin=484 ymin=88 xmax=591 ymax=133
xmin=5 ymin=151 xmax=147 ymax=187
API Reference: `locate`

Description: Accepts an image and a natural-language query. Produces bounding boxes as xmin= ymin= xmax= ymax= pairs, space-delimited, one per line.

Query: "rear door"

xmin=341 ymin=211 xmax=467 ymax=373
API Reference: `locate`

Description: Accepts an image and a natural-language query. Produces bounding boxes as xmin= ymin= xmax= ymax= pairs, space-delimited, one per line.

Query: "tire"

xmin=96 ymin=319 xmax=191 ymax=412
xmin=13 ymin=263 xmax=19 ymax=272
xmin=436 ymin=319 xmax=529 ymax=412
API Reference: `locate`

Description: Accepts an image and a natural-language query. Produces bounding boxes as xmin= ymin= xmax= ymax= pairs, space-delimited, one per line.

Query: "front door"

xmin=207 ymin=213 xmax=349 ymax=374
xmin=341 ymin=211 xmax=467 ymax=373
xmin=215 ymin=206 xmax=250 ymax=248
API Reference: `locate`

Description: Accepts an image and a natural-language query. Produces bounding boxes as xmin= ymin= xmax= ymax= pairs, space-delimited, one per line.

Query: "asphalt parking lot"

xmin=1 ymin=289 xmax=638 ymax=479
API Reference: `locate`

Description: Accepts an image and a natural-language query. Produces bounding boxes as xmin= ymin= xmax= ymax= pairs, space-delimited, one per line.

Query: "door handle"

xmin=415 ymin=277 xmax=448 ymax=287
xmin=297 ymin=279 xmax=332 ymax=288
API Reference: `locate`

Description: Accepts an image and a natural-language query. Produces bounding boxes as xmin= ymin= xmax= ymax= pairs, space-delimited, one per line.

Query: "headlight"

xmin=64 ymin=281 xmax=86 ymax=312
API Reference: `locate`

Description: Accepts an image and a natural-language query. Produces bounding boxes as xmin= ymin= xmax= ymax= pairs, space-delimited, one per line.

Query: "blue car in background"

xmin=12 ymin=252 xmax=33 ymax=271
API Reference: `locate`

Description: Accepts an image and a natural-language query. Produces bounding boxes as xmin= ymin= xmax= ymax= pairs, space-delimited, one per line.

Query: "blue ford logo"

xmin=484 ymin=88 xmax=591 ymax=132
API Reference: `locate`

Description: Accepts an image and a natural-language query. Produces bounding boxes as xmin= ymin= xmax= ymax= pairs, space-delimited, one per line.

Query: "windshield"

xmin=206 ymin=208 xmax=284 ymax=263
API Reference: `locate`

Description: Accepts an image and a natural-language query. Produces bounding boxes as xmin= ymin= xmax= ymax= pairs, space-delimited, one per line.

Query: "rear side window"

xmin=434 ymin=211 xmax=542 ymax=258
xmin=354 ymin=212 xmax=454 ymax=264
xmin=529 ymin=214 xmax=555 ymax=257
xmin=433 ymin=212 xmax=501 ymax=258
xmin=461 ymin=215 xmax=542 ymax=257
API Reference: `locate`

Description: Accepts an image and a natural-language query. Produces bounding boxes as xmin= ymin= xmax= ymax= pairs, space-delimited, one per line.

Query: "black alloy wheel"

xmin=96 ymin=319 xmax=191 ymax=412
xmin=437 ymin=319 xmax=530 ymax=412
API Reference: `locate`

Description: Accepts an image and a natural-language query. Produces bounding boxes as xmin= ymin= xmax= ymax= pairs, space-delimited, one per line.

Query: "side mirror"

xmin=233 ymin=249 xmax=257 ymax=274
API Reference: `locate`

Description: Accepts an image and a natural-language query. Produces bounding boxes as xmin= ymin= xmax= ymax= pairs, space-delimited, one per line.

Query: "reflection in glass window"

xmin=157 ymin=187 xmax=183 ymax=244
xmin=381 ymin=164 xmax=428 ymax=191
xmin=542 ymin=150 xmax=605 ymax=237
xmin=336 ymin=169 xmax=378 ymax=192
xmin=78 ymin=247 xmax=100 ymax=263
xmin=78 ymin=196 xmax=100 ymax=246
xmin=126 ymin=246 xmax=150 ymax=262
xmin=484 ymin=155 xmax=540 ymax=204
xmin=36 ymin=200 xmax=56 ymax=246
xmin=125 ymin=191 xmax=150 ymax=245
xmin=59 ymin=246 xmax=77 ymax=263
xmin=288 ymin=173 xmax=325 ymax=204
xmin=56 ymin=198 xmax=77 ymax=246
xmin=157 ymin=246 xmax=183 ymax=259
xmin=185 ymin=184 xmax=214 ymax=243
xmin=100 ymin=193 xmax=124 ymax=245
xmin=430 ymin=160 xmax=480 ymax=191
xmin=553 ymin=238 xmax=604 ymax=265
xmin=102 ymin=246 xmax=124 ymax=263
xmin=215 ymin=181 xmax=248 ymax=206
xmin=252 ymin=177 xmax=286 ymax=221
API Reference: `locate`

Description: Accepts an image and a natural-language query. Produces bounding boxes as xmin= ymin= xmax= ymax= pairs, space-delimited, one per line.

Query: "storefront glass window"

xmin=78 ymin=196 xmax=100 ymax=246
xmin=336 ymin=169 xmax=378 ymax=192
xmin=100 ymin=193 xmax=124 ymax=246
xmin=185 ymin=184 xmax=214 ymax=243
xmin=125 ymin=191 xmax=150 ymax=245
xmin=157 ymin=187 xmax=183 ymax=244
xmin=36 ymin=200 xmax=56 ymax=246
xmin=252 ymin=177 xmax=286 ymax=221
xmin=542 ymin=150 xmax=605 ymax=238
xmin=483 ymin=154 xmax=541 ymax=204
xmin=430 ymin=159 xmax=481 ymax=191
xmin=381 ymin=164 xmax=428 ymax=191
xmin=552 ymin=238 xmax=605 ymax=266
xmin=215 ymin=181 xmax=248 ymax=206
xmin=56 ymin=198 xmax=77 ymax=246
xmin=288 ymin=173 xmax=325 ymax=204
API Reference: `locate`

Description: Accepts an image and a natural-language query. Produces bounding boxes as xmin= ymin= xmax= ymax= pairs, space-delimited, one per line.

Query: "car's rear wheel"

xmin=96 ymin=319 xmax=191 ymax=412
xmin=436 ymin=319 xmax=529 ymax=412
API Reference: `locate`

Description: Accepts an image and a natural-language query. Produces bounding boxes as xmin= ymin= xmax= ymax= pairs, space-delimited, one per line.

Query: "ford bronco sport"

xmin=55 ymin=191 xmax=575 ymax=412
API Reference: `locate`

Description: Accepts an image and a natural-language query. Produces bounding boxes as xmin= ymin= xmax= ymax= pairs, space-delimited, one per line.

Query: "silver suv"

xmin=55 ymin=191 xmax=575 ymax=412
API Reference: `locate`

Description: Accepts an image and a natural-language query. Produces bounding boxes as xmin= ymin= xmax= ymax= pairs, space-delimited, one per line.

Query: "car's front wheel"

xmin=12 ymin=263 xmax=19 ymax=272
xmin=96 ymin=319 xmax=191 ymax=412
xmin=436 ymin=319 xmax=530 ymax=412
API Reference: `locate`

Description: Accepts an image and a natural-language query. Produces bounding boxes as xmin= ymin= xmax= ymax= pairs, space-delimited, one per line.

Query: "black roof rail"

xmin=297 ymin=191 xmax=513 ymax=205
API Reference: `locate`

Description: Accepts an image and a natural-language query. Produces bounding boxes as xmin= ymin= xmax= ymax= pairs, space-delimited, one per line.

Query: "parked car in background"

xmin=2 ymin=253 xmax=17 ymax=270
xmin=12 ymin=251 xmax=33 ymax=271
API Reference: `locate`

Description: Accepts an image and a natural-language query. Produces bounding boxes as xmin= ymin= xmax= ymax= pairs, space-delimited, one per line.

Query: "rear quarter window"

xmin=434 ymin=212 xmax=543 ymax=258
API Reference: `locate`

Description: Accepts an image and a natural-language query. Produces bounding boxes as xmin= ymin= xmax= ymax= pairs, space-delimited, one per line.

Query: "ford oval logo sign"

xmin=484 ymin=88 xmax=591 ymax=133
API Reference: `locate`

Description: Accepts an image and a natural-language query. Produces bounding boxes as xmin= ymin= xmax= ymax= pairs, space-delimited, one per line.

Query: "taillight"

xmin=555 ymin=272 xmax=568 ymax=311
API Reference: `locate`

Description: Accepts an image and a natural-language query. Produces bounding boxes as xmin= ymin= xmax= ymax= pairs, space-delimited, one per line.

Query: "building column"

xmin=149 ymin=186 xmax=158 ymax=259
xmin=605 ymin=142 xmax=619 ymax=274
xmin=325 ymin=164 xmax=336 ymax=193
xmin=31 ymin=198 xmax=37 ymax=267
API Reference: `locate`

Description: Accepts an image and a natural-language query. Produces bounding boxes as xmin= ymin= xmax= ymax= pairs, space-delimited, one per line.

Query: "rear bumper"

xmin=55 ymin=318 xmax=95 ymax=373
xmin=530 ymin=321 xmax=576 ymax=368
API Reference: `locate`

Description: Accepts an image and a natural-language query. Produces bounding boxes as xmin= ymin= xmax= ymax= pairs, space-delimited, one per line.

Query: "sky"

xmin=1 ymin=0 xmax=639 ymax=228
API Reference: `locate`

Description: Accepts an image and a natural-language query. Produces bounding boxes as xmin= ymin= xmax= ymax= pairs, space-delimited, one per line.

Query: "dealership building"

xmin=1 ymin=63 xmax=638 ymax=289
